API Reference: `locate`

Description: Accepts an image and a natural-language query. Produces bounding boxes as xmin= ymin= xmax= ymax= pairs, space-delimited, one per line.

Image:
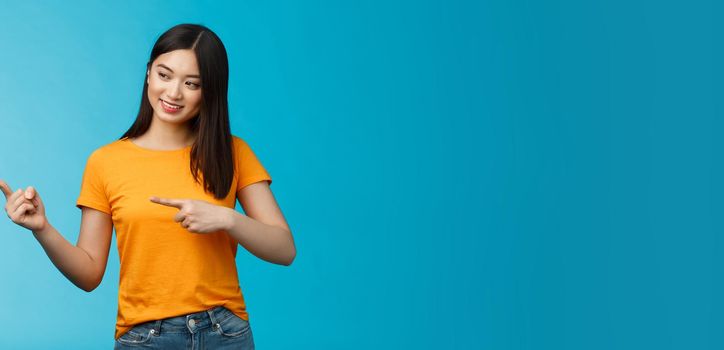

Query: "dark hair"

xmin=120 ymin=23 xmax=234 ymax=199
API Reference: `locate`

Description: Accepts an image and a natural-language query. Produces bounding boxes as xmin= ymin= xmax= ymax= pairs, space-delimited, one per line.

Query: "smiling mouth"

xmin=161 ymin=99 xmax=184 ymax=109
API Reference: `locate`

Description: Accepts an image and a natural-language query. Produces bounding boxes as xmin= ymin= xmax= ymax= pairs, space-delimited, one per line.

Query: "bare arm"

xmin=33 ymin=207 xmax=113 ymax=292
xmin=1 ymin=180 xmax=113 ymax=292
xmin=148 ymin=180 xmax=295 ymax=266
xmin=226 ymin=181 xmax=295 ymax=266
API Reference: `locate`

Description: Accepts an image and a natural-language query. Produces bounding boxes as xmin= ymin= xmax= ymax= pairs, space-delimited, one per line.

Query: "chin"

xmin=152 ymin=110 xmax=188 ymax=123
xmin=162 ymin=116 xmax=193 ymax=125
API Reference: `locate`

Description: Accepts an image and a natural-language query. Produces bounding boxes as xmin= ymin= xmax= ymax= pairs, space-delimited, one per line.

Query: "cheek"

xmin=147 ymin=79 xmax=162 ymax=100
xmin=187 ymin=92 xmax=203 ymax=110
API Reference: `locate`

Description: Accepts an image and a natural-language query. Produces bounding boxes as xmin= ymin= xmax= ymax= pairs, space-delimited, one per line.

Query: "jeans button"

xmin=188 ymin=319 xmax=196 ymax=327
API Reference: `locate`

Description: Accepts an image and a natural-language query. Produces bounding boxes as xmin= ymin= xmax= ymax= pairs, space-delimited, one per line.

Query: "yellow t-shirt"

xmin=75 ymin=135 xmax=272 ymax=340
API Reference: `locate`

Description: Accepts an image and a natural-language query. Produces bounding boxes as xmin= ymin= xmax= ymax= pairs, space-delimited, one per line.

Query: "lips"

xmin=160 ymin=99 xmax=184 ymax=113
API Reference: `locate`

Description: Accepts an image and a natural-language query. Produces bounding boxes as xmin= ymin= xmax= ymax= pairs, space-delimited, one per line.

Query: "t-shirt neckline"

xmin=122 ymin=138 xmax=192 ymax=153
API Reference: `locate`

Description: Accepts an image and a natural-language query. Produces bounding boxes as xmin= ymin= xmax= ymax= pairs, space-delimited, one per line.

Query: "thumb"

xmin=24 ymin=186 xmax=35 ymax=200
xmin=25 ymin=186 xmax=41 ymax=207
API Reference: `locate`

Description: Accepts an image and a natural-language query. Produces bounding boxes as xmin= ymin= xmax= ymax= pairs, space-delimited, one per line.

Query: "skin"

xmin=133 ymin=49 xmax=202 ymax=149
xmin=0 ymin=49 xmax=295 ymax=293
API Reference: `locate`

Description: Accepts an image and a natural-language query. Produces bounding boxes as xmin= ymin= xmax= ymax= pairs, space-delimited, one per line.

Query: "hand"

xmin=149 ymin=196 xmax=232 ymax=234
xmin=0 ymin=180 xmax=48 ymax=232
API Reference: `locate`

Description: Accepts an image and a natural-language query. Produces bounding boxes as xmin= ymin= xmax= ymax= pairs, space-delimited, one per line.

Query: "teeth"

xmin=162 ymin=100 xmax=182 ymax=109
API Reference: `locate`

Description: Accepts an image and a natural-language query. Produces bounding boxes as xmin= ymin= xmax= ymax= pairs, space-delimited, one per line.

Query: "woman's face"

xmin=146 ymin=49 xmax=202 ymax=125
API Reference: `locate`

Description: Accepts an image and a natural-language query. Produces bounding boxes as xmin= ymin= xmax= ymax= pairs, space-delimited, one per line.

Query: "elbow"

xmin=282 ymin=247 xmax=296 ymax=266
xmin=280 ymin=231 xmax=296 ymax=266
xmin=80 ymin=276 xmax=102 ymax=293
xmin=77 ymin=281 xmax=97 ymax=293
xmin=80 ymin=281 xmax=100 ymax=293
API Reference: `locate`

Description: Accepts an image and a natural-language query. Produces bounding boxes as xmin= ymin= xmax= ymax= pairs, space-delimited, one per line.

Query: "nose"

xmin=166 ymin=82 xmax=183 ymax=101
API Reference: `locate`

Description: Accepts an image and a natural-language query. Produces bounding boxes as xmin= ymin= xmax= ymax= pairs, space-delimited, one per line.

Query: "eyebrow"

xmin=156 ymin=64 xmax=200 ymax=79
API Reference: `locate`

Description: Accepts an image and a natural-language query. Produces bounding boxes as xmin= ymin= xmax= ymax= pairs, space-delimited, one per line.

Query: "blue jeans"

xmin=114 ymin=306 xmax=255 ymax=349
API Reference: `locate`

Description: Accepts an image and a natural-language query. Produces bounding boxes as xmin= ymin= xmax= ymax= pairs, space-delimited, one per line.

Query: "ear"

xmin=146 ymin=69 xmax=150 ymax=84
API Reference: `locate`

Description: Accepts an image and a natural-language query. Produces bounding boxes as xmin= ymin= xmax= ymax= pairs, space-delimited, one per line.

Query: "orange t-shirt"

xmin=75 ymin=135 xmax=272 ymax=340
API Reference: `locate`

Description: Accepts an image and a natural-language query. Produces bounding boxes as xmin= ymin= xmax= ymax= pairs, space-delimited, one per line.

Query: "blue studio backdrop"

xmin=1 ymin=0 xmax=723 ymax=349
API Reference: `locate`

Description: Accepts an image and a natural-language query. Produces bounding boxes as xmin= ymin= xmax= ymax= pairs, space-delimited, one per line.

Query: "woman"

xmin=0 ymin=23 xmax=295 ymax=349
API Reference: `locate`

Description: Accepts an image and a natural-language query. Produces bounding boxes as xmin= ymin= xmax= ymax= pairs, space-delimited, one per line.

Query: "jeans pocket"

xmin=116 ymin=324 xmax=154 ymax=346
xmin=214 ymin=310 xmax=251 ymax=338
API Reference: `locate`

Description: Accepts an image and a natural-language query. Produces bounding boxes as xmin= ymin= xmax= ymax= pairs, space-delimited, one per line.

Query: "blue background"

xmin=0 ymin=0 xmax=722 ymax=349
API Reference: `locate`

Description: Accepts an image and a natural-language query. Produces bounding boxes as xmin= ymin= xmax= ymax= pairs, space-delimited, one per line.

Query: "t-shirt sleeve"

xmin=76 ymin=150 xmax=111 ymax=215
xmin=235 ymin=137 xmax=272 ymax=192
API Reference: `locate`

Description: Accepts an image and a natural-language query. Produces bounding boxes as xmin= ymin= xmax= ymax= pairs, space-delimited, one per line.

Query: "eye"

xmin=186 ymin=81 xmax=200 ymax=89
xmin=158 ymin=72 xmax=169 ymax=79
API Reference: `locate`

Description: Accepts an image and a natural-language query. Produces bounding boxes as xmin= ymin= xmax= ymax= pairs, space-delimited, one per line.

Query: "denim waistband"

xmin=137 ymin=306 xmax=238 ymax=334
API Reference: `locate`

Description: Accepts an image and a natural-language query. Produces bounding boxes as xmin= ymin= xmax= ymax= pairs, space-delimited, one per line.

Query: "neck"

xmin=133 ymin=115 xmax=196 ymax=150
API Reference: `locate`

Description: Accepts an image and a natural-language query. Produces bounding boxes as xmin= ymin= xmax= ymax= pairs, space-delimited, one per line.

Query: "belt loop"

xmin=207 ymin=306 xmax=220 ymax=326
xmin=152 ymin=320 xmax=162 ymax=336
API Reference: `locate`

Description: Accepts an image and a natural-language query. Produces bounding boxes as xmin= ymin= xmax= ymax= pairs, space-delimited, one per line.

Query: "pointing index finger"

xmin=0 ymin=180 xmax=13 ymax=199
xmin=149 ymin=196 xmax=184 ymax=209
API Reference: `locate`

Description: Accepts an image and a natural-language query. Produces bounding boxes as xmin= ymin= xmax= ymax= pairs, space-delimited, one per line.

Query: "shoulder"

xmin=84 ymin=139 xmax=127 ymax=164
xmin=231 ymin=135 xmax=249 ymax=149
xmin=231 ymin=135 xmax=259 ymax=156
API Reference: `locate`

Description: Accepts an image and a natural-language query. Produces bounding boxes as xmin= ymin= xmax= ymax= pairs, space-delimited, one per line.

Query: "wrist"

xmin=223 ymin=207 xmax=239 ymax=231
xmin=32 ymin=220 xmax=51 ymax=236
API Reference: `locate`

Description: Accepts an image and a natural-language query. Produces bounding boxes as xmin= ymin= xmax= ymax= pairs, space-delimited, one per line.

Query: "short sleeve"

xmin=76 ymin=150 xmax=111 ymax=215
xmin=235 ymin=137 xmax=272 ymax=192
